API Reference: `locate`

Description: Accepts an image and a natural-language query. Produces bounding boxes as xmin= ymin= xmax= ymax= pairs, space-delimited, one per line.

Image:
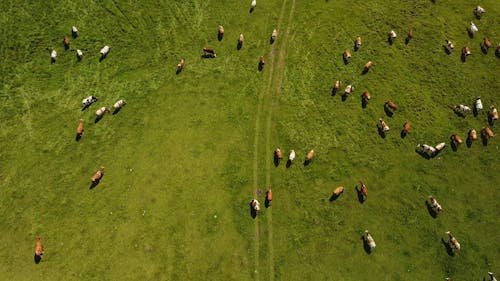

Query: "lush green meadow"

xmin=0 ymin=0 xmax=499 ymax=280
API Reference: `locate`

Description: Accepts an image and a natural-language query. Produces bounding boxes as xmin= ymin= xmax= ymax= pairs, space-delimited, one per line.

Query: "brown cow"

xmin=490 ymin=105 xmax=498 ymax=124
xmin=343 ymin=50 xmax=351 ymax=62
xmin=259 ymin=56 xmax=265 ymax=70
xmin=274 ymin=148 xmax=283 ymax=159
xmin=63 ymin=36 xmax=70 ymax=50
xmin=332 ymin=186 xmax=344 ymax=197
xmin=362 ymin=91 xmax=371 ymax=106
xmin=405 ymin=30 xmax=413 ymax=44
xmin=91 ymin=167 xmax=105 ymax=183
xmin=446 ymin=231 xmax=461 ymax=251
xmin=35 ymin=236 xmax=44 ymax=258
xmin=333 ymin=80 xmax=341 ymax=94
xmin=385 ymin=100 xmax=397 ymax=111
xmin=482 ymin=127 xmax=494 ymax=139
xmin=363 ymin=61 xmax=373 ymax=73
xmin=305 ymin=149 xmax=315 ymax=161
xmin=266 ymin=186 xmax=273 ymax=206
xmin=218 ymin=25 xmax=224 ymax=40
xmin=76 ymin=119 xmax=84 ymax=139
xmin=451 ymin=134 xmax=463 ymax=146
xmin=359 ymin=180 xmax=368 ymax=198
xmin=483 ymin=37 xmax=492 ymax=51
xmin=462 ymin=46 xmax=471 ymax=60
xmin=468 ymin=129 xmax=478 ymax=141
xmin=402 ymin=120 xmax=411 ymax=134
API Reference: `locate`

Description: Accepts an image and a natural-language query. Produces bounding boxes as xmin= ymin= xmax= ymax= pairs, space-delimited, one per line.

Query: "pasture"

xmin=0 ymin=0 xmax=499 ymax=280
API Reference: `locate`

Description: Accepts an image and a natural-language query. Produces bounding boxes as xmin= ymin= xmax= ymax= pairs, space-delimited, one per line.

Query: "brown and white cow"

xmin=446 ymin=231 xmax=461 ymax=251
xmin=385 ymin=100 xmax=397 ymax=111
xmin=359 ymin=180 xmax=368 ymax=198
xmin=305 ymin=149 xmax=315 ymax=161
xmin=451 ymin=134 xmax=463 ymax=146
xmin=483 ymin=37 xmax=492 ymax=51
xmin=91 ymin=167 xmax=104 ymax=183
xmin=462 ymin=46 xmax=471 ymax=58
xmin=333 ymin=80 xmax=341 ymax=94
xmin=355 ymin=36 xmax=362 ymax=50
xmin=482 ymin=127 xmax=494 ymax=139
xmin=490 ymin=105 xmax=498 ymax=124
xmin=378 ymin=118 xmax=390 ymax=133
xmin=445 ymin=39 xmax=455 ymax=51
xmin=343 ymin=50 xmax=351 ymax=62
xmin=238 ymin=33 xmax=244 ymax=47
xmin=362 ymin=91 xmax=371 ymax=105
xmin=63 ymin=36 xmax=70 ymax=50
xmin=259 ymin=56 xmax=265 ymax=66
xmin=274 ymin=148 xmax=283 ymax=159
xmin=468 ymin=129 xmax=478 ymax=141
xmin=177 ymin=59 xmax=185 ymax=72
xmin=203 ymin=48 xmax=216 ymax=58
xmin=218 ymin=25 xmax=224 ymax=40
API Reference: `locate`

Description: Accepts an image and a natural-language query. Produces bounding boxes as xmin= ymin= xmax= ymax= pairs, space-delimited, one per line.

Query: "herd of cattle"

xmin=34 ymin=1 xmax=497 ymax=279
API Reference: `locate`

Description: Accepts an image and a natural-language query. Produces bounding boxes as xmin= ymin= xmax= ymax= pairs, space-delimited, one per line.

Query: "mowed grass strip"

xmin=0 ymin=0 xmax=499 ymax=280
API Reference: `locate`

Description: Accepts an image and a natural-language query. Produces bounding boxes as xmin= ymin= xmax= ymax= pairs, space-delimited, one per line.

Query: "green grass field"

xmin=1 ymin=0 xmax=499 ymax=280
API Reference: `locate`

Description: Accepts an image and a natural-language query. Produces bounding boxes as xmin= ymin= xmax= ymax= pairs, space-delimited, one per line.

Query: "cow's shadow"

xmin=75 ymin=133 xmax=82 ymax=142
xmin=270 ymin=36 xmax=275 ymax=44
xmin=329 ymin=193 xmax=341 ymax=202
xmin=461 ymin=53 xmax=467 ymax=63
xmin=94 ymin=116 xmax=103 ymax=123
xmin=416 ymin=149 xmax=432 ymax=160
xmin=473 ymin=107 xmax=479 ymax=117
xmin=384 ymin=106 xmax=394 ymax=117
xmin=273 ymin=154 xmax=280 ymax=167
xmin=481 ymin=134 xmax=489 ymax=146
xmin=405 ymin=36 xmax=411 ymax=45
xmin=488 ymin=116 xmax=495 ymax=126
xmin=341 ymin=93 xmax=349 ymax=102
xmin=377 ymin=126 xmax=387 ymax=139
xmin=176 ymin=67 xmax=182 ymax=75
xmin=443 ymin=45 xmax=452 ymax=55
xmin=112 ymin=108 xmax=122 ymax=115
xmin=237 ymin=40 xmax=243 ymax=50
xmin=34 ymin=254 xmax=42 ymax=264
xmin=99 ymin=54 xmax=108 ymax=62
xmin=355 ymin=186 xmax=365 ymax=203
xmin=331 ymin=87 xmax=338 ymax=96
xmin=217 ymin=33 xmax=223 ymax=41
xmin=467 ymin=29 xmax=475 ymax=39
xmin=450 ymin=140 xmax=458 ymax=152
xmin=81 ymin=104 xmax=91 ymax=111
xmin=400 ymin=130 xmax=407 ymax=139
xmin=286 ymin=159 xmax=292 ymax=168
xmin=265 ymin=196 xmax=271 ymax=208
xmin=343 ymin=56 xmax=349 ymax=65
xmin=361 ymin=235 xmax=372 ymax=254
xmin=89 ymin=176 xmax=103 ymax=190
xmin=303 ymin=159 xmax=312 ymax=166
xmin=388 ymin=36 xmax=395 ymax=45
xmin=258 ymin=62 xmax=264 ymax=71
xmin=480 ymin=43 xmax=488 ymax=54
xmin=249 ymin=7 xmax=255 ymax=13
xmin=249 ymin=202 xmax=257 ymax=219
xmin=441 ymin=238 xmax=455 ymax=257
xmin=362 ymin=68 xmax=369 ymax=75
xmin=425 ymin=201 xmax=438 ymax=218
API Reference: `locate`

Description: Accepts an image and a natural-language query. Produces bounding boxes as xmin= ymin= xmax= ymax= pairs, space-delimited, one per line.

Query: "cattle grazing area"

xmin=1 ymin=0 xmax=499 ymax=280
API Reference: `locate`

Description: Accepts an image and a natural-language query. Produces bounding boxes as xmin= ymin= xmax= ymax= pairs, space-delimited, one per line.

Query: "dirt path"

xmin=251 ymin=0 xmax=296 ymax=280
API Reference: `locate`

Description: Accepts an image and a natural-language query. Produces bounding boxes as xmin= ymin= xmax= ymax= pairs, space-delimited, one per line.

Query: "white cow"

xmin=488 ymin=272 xmax=497 ymax=281
xmin=76 ymin=49 xmax=83 ymax=60
xmin=113 ymin=99 xmax=127 ymax=110
xmin=100 ymin=46 xmax=110 ymax=58
xmin=470 ymin=22 xmax=478 ymax=36
xmin=82 ymin=96 xmax=97 ymax=108
xmin=474 ymin=6 xmax=486 ymax=18
xmin=251 ymin=199 xmax=260 ymax=212
xmin=96 ymin=107 xmax=110 ymax=117
xmin=72 ymin=26 xmax=78 ymax=37
xmin=271 ymin=29 xmax=278 ymax=42
xmin=428 ymin=196 xmax=443 ymax=213
xmin=50 ymin=50 xmax=57 ymax=63
xmin=454 ymin=104 xmax=471 ymax=116
xmin=344 ymin=85 xmax=354 ymax=95
xmin=435 ymin=142 xmax=446 ymax=152
xmin=251 ymin=0 xmax=256 ymax=8
xmin=475 ymin=97 xmax=483 ymax=111
xmin=289 ymin=150 xmax=296 ymax=161
xmin=364 ymin=230 xmax=376 ymax=249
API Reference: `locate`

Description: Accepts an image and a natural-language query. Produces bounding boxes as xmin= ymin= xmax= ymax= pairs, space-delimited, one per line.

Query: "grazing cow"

xmin=475 ymin=96 xmax=483 ymax=112
xmin=474 ymin=6 xmax=486 ymax=18
xmin=453 ymin=104 xmax=471 ymax=116
xmin=50 ymin=50 xmax=57 ymax=63
xmin=364 ymin=230 xmax=376 ymax=250
xmin=100 ymin=45 xmax=110 ymax=58
xmin=483 ymin=37 xmax=492 ymax=51
xmin=402 ymin=120 xmax=411 ymax=134
xmin=428 ymin=196 xmax=443 ymax=213
xmin=82 ymin=95 xmax=97 ymax=109
xmin=344 ymin=85 xmax=354 ymax=96
xmin=34 ymin=236 xmax=44 ymax=259
xmin=378 ymin=118 xmax=390 ymax=133
xmin=177 ymin=58 xmax=185 ymax=72
xmin=76 ymin=49 xmax=83 ymax=61
xmin=468 ymin=129 xmax=478 ymax=141
xmin=218 ymin=25 xmax=224 ymax=40
xmin=355 ymin=36 xmax=362 ymax=50
xmin=435 ymin=142 xmax=446 ymax=152
xmin=63 ymin=36 xmax=70 ymax=49
xmin=271 ymin=29 xmax=278 ymax=43
xmin=446 ymin=231 xmax=461 ymax=251
xmin=305 ymin=149 xmax=315 ymax=161
xmin=445 ymin=39 xmax=455 ymax=51
xmin=496 ymin=44 xmax=500 ymax=56
xmin=76 ymin=119 xmax=84 ymax=137
xmin=91 ymin=167 xmax=104 ymax=183
xmin=462 ymin=46 xmax=471 ymax=59
xmin=406 ymin=30 xmax=413 ymax=43
xmin=359 ymin=180 xmax=368 ymax=198
xmin=113 ymin=99 xmax=126 ymax=110
xmin=490 ymin=105 xmax=498 ymax=124
xmin=451 ymin=134 xmax=463 ymax=147
xmin=251 ymin=199 xmax=260 ymax=212
xmin=275 ymin=148 xmax=283 ymax=159
xmin=289 ymin=150 xmax=296 ymax=161
xmin=266 ymin=186 xmax=273 ymax=205
xmin=388 ymin=30 xmax=397 ymax=43
xmin=259 ymin=56 xmax=265 ymax=69
xmin=332 ymin=186 xmax=344 ymax=197
xmin=251 ymin=0 xmax=256 ymax=9
xmin=488 ymin=272 xmax=497 ymax=281
xmin=362 ymin=91 xmax=371 ymax=105
xmin=203 ymin=48 xmax=216 ymax=58
xmin=469 ymin=22 xmax=478 ymax=36
xmin=71 ymin=26 xmax=79 ymax=38
xmin=96 ymin=107 xmax=110 ymax=118
xmin=363 ymin=61 xmax=373 ymax=73
xmin=238 ymin=33 xmax=244 ymax=47
xmin=343 ymin=50 xmax=351 ymax=62
xmin=385 ymin=100 xmax=397 ymax=111
xmin=482 ymin=127 xmax=494 ymax=139
xmin=333 ymin=80 xmax=341 ymax=94
xmin=417 ymin=144 xmax=437 ymax=157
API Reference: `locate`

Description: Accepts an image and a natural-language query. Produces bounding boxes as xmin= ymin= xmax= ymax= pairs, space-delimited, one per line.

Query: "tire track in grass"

xmin=262 ymin=1 xmax=295 ymax=280
xmin=252 ymin=0 xmax=289 ymax=280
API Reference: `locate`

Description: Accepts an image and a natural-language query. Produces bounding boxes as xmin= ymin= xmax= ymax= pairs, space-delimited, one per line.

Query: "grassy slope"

xmin=0 ymin=0 xmax=498 ymax=280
